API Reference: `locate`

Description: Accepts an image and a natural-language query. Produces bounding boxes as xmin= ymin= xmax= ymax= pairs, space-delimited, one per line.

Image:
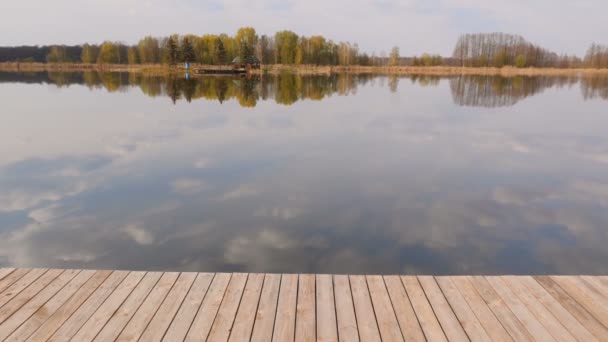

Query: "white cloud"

xmin=194 ymin=158 xmax=213 ymax=169
xmin=220 ymin=185 xmax=258 ymax=201
xmin=0 ymin=181 xmax=88 ymax=213
xmin=125 ymin=224 xmax=155 ymax=245
xmin=171 ymin=178 xmax=206 ymax=195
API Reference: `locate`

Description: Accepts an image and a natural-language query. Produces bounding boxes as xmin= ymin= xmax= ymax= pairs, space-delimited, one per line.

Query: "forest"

xmin=0 ymin=28 xmax=607 ymax=69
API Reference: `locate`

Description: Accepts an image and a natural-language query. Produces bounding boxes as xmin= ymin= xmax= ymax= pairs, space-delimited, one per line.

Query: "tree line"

xmin=0 ymin=29 xmax=607 ymax=68
xmin=451 ymin=32 xmax=607 ymax=68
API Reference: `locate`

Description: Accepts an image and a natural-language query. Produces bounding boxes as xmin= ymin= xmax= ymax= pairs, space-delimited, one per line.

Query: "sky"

xmin=1 ymin=0 xmax=607 ymax=56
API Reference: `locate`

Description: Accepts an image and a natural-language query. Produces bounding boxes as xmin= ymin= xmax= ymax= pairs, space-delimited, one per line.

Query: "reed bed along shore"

xmin=2 ymin=62 xmax=608 ymax=77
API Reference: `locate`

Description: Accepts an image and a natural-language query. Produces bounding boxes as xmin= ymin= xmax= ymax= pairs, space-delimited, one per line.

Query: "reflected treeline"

xmin=1 ymin=71 xmax=607 ymax=107
xmin=581 ymin=75 xmax=608 ymax=100
xmin=449 ymin=75 xmax=582 ymax=107
xmin=449 ymin=74 xmax=608 ymax=107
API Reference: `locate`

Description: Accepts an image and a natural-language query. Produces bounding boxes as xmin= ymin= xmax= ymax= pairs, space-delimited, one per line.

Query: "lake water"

xmin=1 ymin=71 xmax=607 ymax=274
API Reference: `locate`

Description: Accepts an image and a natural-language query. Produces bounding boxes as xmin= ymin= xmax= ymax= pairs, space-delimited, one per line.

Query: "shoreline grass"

xmin=1 ymin=62 xmax=608 ymax=77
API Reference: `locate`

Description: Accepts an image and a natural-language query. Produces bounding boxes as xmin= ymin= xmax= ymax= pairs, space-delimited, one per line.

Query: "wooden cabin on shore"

xmin=231 ymin=55 xmax=261 ymax=70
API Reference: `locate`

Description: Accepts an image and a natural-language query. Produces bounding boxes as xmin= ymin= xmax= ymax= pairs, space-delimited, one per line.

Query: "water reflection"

xmin=1 ymin=71 xmax=608 ymax=274
xmin=1 ymin=71 xmax=607 ymax=107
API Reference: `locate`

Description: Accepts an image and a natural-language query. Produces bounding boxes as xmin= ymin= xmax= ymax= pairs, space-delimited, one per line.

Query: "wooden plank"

xmin=316 ymin=274 xmax=338 ymax=342
xmin=23 ymin=271 xmax=113 ymax=341
xmin=435 ymin=277 xmax=491 ymax=341
xmin=333 ymin=275 xmax=359 ymax=342
xmin=250 ymin=274 xmax=281 ymax=342
xmin=550 ymin=276 xmax=608 ymax=327
xmin=0 ymin=269 xmax=63 ymax=323
xmin=207 ymin=273 xmax=249 ymax=341
xmin=70 ymin=271 xmax=146 ymax=342
xmin=350 ymin=275 xmax=381 ymax=342
xmin=116 ymin=272 xmax=180 ymax=342
xmin=163 ymin=273 xmax=214 ymax=342
xmin=383 ymin=276 xmax=425 ymax=342
xmin=468 ymin=276 xmax=533 ymax=341
xmin=0 ymin=268 xmax=30 ymax=294
xmin=450 ymin=277 xmax=512 ymax=342
xmin=366 ymin=275 xmax=403 ymax=342
xmin=7 ymin=270 xmax=607 ymax=342
xmin=581 ymin=276 xmax=608 ymax=300
xmin=519 ymin=276 xmax=596 ymax=341
xmin=46 ymin=270 xmax=129 ymax=341
xmin=502 ymin=276 xmax=576 ymax=342
xmin=401 ymin=276 xmax=447 ymax=341
xmin=139 ymin=272 xmax=198 ymax=342
xmin=0 ymin=268 xmax=47 ymax=308
xmin=418 ymin=276 xmax=468 ymax=341
xmin=10 ymin=270 xmax=107 ymax=342
xmin=294 ymin=274 xmax=315 ymax=342
xmin=94 ymin=272 xmax=163 ymax=342
xmin=0 ymin=270 xmax=79 ymax=341
xmin=229 ymin=273 xmax=265 ymax=342
xmin=485 ymin=276 xmax=554 ymax=340
xmin=535 ymin=276 xmax=608 ymax=339
xmin=184 ymin=272 xmax=231 ymax=341
xmin=272 ymin=274 xmax=298 ymax=342
xmin=0 ymin=268 xmax=15 ymax=281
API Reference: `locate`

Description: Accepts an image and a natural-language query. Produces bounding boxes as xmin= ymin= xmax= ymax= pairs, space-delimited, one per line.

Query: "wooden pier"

xmin=0 ymin=268 xmax=607 ymax=341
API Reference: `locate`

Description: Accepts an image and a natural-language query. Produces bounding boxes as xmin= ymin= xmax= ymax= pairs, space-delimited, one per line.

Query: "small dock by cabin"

xmin=196 ymin=68 xmax=247 ymax=75
xmin=0 ymin=268 xmax=607 ymax=340
xmin=195 ymin=55 xmax=261 ymax=76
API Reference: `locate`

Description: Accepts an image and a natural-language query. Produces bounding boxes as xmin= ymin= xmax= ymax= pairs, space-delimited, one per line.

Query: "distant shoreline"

xmin=1 ymin=62 xmax=608 ymax=77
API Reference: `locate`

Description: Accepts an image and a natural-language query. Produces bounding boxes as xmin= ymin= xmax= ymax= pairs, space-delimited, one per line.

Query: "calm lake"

xmin=1 ymin=71 xmax=607 ymax=274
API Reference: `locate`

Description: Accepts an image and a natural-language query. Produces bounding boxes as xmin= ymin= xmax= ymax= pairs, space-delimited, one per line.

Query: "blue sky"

xmin=1 ymin=0 xmax=606 ymax=56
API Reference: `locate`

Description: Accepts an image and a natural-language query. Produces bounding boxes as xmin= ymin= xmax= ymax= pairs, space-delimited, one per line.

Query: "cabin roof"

xmin=232 ymin=55 xmax=260 ymax=64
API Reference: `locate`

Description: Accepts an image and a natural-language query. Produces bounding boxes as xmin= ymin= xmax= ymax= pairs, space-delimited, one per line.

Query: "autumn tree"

xmin=80 ymin=44 xmax=99 ymax=63
xmin=127 ymin=47 xmax=139 ymax=64
xmin=389 ymin=46 xmax=400 ymax=66
xmin=235 ymin=27 xmax=258 ymax=62
xmin=97 ymin=42 xmax=120 ymax=64
xmin=215 ymin=37 xmax=226 ymax=64
xmin=195 ymin=35 xmax=218 ymax=64
xmin=585 ymin=43 xmax=608 ymax=68
xmin=163 ymin=35 xmax=180 ymax=66
xmin=256 ymin=35 xmax=274 ymax=64
xmin=137 ymin=36 xmax=161 ymax=64
xmin=452 ymin=32 xmax=564 ymax=68
xmin=181 ymin=36 xmax=196 ymax=63
xmin=46 ymin=46 xmax=69 ymax=63
xmin=274 ymin=30 xmax=299 ymax=64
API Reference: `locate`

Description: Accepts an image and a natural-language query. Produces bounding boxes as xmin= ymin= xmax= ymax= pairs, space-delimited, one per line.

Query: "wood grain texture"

xmin=273 ymin=274 xmax=298 ymax=342
xmin=20 ymin=270 xmax=112 ymax=342
xmin=117 ymin=272 xmax=179 ymax=342
xmin=206 ymin=273 xmax=248 ymax=341
xmin=450 ymin=276 xmax=512 ymax=342
xmin=333 ymin=275 xmax=359 ymax=342
xmin=366 ymin=275 xmax=403 ymax=342
xmin=250 ymin=274 xmax=281 ymax=342
xmin=536 ymin=276 xmax=608 ymax=340
xmin=163 ymin=272 xmax=214 ymax=342
xmin=383 ymin=275 xmax=425 ymax=342
xmin=0 ymin=269 xmax=605 ymax=342
xmin=140 ymin=272 xmax=198 ymax=342
xmin=94 ymin=272 xmax=163 ymax=342
xmin=185 ymin=272 xmax=231 ymax=342
xmin=435 ymin=276 xmax=491 ymax=341
xmin=71 ymin=271 xmax=146 ymax=342
xmin=350 ymin=275 xmax=381 ymax=342
xmin=229 ymin=273 xmax=265 ymax=342
xmin=401 ymin=276 xmax=447 ymax=342
xmin=295 ymin=274 xmax=315 ymax=342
